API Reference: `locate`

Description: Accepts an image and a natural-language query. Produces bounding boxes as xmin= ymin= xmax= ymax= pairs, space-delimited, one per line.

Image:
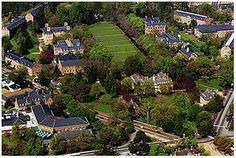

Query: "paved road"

xmin=214 ymin=89 xmax=233 ymax=135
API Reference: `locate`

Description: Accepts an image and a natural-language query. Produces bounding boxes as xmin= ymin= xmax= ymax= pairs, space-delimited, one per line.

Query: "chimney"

xmin=64 ymin=22 xmax=68 ymax=26
xmin=45 ymin=23 xmax=49 ymax=27
xmin=16 ymin=111 xmax=19 ymax=118
xmin=186 ymin=47 xmax=189 ymax=53
xmin=66 ymin=26 xmax=70 ymax=31
xmin=152 ymin=15 xmax=153 ymax=18
xmin=47 ymin=27 xmax=50 ymax=32
xmin=145 ymin=16 xmax=147 ymax=19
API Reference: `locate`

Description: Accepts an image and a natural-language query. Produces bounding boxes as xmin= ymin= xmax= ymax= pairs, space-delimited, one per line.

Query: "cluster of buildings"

xmin=130 ymin=72 xmax=173 ymax=94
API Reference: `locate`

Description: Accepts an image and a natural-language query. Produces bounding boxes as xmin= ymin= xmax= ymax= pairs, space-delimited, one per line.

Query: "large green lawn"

xmin=196 ymin=78 xmax=223 ymax=91
xmin=89 ymin=21 xmax=140 ymax=62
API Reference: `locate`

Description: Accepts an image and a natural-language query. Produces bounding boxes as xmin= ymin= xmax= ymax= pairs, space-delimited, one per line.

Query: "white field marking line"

xmin=106 ymin=44 xmax=133 ymax=47
xmin=95 ymin=34 xmax=125 ymax=37
xmin=112 ymin=50 xmax=138 ymax=54
xmin=97 ymin=40 xmax=129 ymax=44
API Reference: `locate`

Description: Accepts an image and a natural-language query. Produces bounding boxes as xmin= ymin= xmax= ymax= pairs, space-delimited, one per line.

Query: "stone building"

xmin=57 ymin=54 xmax=87 ymax=75
xmin=220 ymin=32 xmax=234 ymax=59
xmin=25 ymin=3 xmax=45 ymax=22
xmin=14 ymin=89 xmax=53 ymax=111
xmin=144 ymin=16 xmax=166 ymax=34
xmin=31 ymin=104 xmax=90 ymax=133
xmin=53 ymin=38 xmax=84 ymax=55
xmin=178 ymin=47 xmax=199 ymax=60
xmin=200 ymin=88 xmax=215 ymax=106
xmin=174 ymin=10 xmax=212 ymax=25
xmin=40 ymin=22 xmax=70 ymax=45
xmin=2 ymin=16 xmax=27 ymax=38
xmin=156 ymin=32 xmax=186 ymax=48
xmin=194 ymin=24 xmax=234 ymax=38
xmin=130 ymin=72 xmax=173 ymax=93
xmin=4 ymin=51 xmax=42 ymax=76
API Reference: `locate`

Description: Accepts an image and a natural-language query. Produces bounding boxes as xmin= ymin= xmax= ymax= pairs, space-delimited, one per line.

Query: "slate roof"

xmin=31 ymin=104 xmax=89 ymax=128
xmin=144 ymin=16 xmax=165 ymax=26
xmin=41 ymin=25 xmax=70 ymax=35
xmin=59 ymin=54 xmax=87 ymax=67
xmin=224 ymin=32 xmax=234 ymax=49
xmin=131 ymin=72 xmax=172 ymax=85
xmin=175 ymin=10 xmax=207 ymax=21
xmin=156 ymin=32 xmax=184 ymax=45
xmin=179 ymin=47 xmax=198 ymax=58
xmin=5 ymin=16 xmax=26 ymax=31
xmin=196 ymin=25 xmax=234 ymax=33
xmin=54 ymin=39 xmax=84 ymax=52
xmin=16 ymin=90 xmax=51 ymax=105
xmin=200 ymin=88 xmax=215 ymax=102
xmin=5 ymin=51 xmax=35 ymax=68
xmin=30 ymin=3 xmax=45 ymax=16
xmin=2 ymin=113 xmax=30 ymax=126
xmin=55 ymin=129 xmax=93 ymax=140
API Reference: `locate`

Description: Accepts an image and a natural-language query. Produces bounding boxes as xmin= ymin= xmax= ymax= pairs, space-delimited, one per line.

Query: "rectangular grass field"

xmin=89 ymin=21 xmax=140 ymax=62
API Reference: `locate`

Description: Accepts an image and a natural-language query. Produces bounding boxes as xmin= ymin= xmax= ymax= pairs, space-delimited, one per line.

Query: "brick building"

xmin=57 ymin=54 xmax=87 ymax=75
xmin=40 ymin=22 xmax=70 ymax=45
xmin=4 ymin=51 xmax=42 ymax=76
xmin=31 ymin=104 xmax=90 ymax=133
xmin=53 ymin=38 xmax=84 ymax=55
xmin=174 ymin=10 xmax=212 ymax=25
xmin=194 ymin=24 xmax=234 ymax=38
xmin=144 ymin=16 xmax=166 ymax=34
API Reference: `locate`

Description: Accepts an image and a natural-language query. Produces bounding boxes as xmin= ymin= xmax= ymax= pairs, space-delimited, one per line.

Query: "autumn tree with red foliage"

xmin=39 ymin=51 xmax=54 ymax=64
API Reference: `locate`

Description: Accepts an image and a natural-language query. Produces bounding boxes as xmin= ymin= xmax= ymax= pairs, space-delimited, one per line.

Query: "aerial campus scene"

xmin=1 ymin=1 xmax=234 ymax=156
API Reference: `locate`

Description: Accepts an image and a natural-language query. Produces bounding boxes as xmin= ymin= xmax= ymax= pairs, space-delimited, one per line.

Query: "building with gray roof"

xmin=144 ymin=16 xmax=166 ymax=34
xmin=200 ymin=88 xmax=215 ymax=106
xmin=53 ymin=38 xmax=84 ymax=55
xmin=31 ymin=104 xmax=90 ymax=133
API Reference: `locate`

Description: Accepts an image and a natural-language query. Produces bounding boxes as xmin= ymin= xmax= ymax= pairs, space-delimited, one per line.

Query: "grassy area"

xmin=180 ymin=33 xmax=206 ymax=52
xmin=94 ymin=103 xmax=113 ymax=114
xmin=89 ymin=21 xmax=140 ymax=62
xmin=196 ymin=79 xmax=223 ymax=91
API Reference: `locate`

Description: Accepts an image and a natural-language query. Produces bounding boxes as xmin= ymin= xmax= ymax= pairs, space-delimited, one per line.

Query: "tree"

xmin=189 ymin=19 xmax=197 ymax=28
xmin=89 ymin=44 xmax=113 ymax=62
xmin=2 ymin=36 xmax=13 ymax=51
xmin=8 ymin=67 xmax=30 ymax=88
xmin=128 ymin=141 xmax=150 ymax=156
xmin=127 ymin=13 xmax=144 ymax=32
xmin=50 ymin=135 xmax=67 ymax=155
xmin=204 ymin=94 xmax=223 ymax=113
xmin=39 ymin=51 xmax=54 ymax=64
xmin=76 ymin=134 xmax=94 ymax=151
xmin=213 ymin=136 xmax=233 ymax=154
xmin=196 ymin=111 xmax=213 ymax=137
xmin=14 ymin=26 xmax=33 ymax=55
xmin=140 ymin=80 xmax=156 ymax=97
xmin=121 ymin=77 xmax=134 ymax=92
xmin=48 ymin=15 xmax=62 ymax=27
xmin=133 ymin=131 xmax=151 ymax=144
xmin=90 ymin=82 xmax=105 ymax=99
xmin=72 ymin=24 xmax=93 ymax=40
xmin=124 ymin=55 xmax=143 ymax=76
xmin=140 ymin=97 xmax=155 ymax=124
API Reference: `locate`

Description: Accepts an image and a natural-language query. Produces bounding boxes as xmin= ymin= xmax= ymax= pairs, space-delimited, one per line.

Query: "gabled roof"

xmin=224 ymin=32 xmax=234 ymax=49
xmin=156 ymin=32 xmax=184 ymax=45
xmin=59 ymin=54 xmax=87 ymax=67
xmin=31 ymin=105 xmax=90 ymax=128
xmin=30 ymin=3 xmax=45 ymax=16
xmin=5 ymin=51 xmax=35 ymax=68
xmin=2 ymin=113 xmax=30 ymax=126
xmin=179 ymin=47 xmax=198 ymax=58
xmin=200 ymin=88 xmax=215 ymax=101
xmin=144 ymin=16 xmax=165 ymax=26
xmin=6 ymin=16 xmax=26 ymax=31
xmin=54 ymin=39 xmax=83 ymax=52
xmin=196 ymin=25 xmax=234 ymax=33
xmin=175 ymin=10 xmax=207 ymax=21
xmin=41 ymin=25 xmax=70 ymax=34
